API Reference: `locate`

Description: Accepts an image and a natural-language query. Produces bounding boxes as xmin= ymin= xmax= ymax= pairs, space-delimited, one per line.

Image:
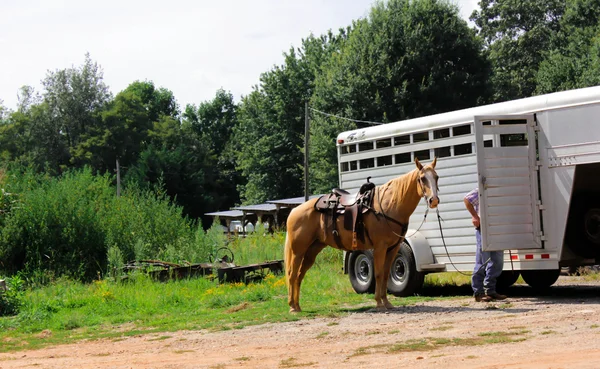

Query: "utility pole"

xmin=304 ymin=102 xmax=310 ymax=201
xmin=116 ymin=158 xmax=121 ymax=197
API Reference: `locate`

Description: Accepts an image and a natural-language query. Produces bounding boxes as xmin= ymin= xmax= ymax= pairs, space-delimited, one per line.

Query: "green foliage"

xmin=0 ymin=275 xmax=25 ymax=317
xmin=310 ymin=0 xmax=490 ymax=193
xmin=234 ymin=34 xmax=339 ymax=203
xmin=0 ymin=167 xmax=196 ymax=282
xmin=122 ymin=80 xmax=179 ymax=121
xmin=106 ymin=246 xmax=125 ymax=280
xmin=42 ymin=52 xmax=111 ymax=154
xmin=536 ymin=0 xmax=600 ymax=93
xmin=471 ymin=0 xmax=566 ymax=101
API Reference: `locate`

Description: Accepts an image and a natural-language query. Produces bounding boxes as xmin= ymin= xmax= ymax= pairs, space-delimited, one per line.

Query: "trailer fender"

xmin=405 ymin=230 xmax=443 ymax=272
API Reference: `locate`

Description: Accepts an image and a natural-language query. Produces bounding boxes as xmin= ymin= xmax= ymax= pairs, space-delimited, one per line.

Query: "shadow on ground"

xmin=419 ymin=281 xmax=600 ymax=304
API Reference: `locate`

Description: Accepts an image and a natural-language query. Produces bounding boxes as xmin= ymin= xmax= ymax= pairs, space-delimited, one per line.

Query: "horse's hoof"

xmin=375 ymin=305 xmax=388 ymax=312
xmin=289 ymin=307 xmax=301 ymax=313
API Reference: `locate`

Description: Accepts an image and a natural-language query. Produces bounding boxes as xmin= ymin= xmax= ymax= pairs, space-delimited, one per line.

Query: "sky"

xmin=0 ymin=0 xmax=479 ymax=111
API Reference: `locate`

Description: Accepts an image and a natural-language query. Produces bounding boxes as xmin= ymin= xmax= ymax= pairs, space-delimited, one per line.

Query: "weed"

xmin=430 ymin=325 xmax=453 ymax=331
xmin=279 ymin=357 xmax=317 ymax=368
xmin=315 ymin=331 xmax=329 ymax=339
xmin=147 ymin=335 xmax=171 ymax=341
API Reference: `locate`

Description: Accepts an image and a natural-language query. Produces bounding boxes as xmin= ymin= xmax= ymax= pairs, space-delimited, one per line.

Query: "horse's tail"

xmin=284 ymin=231 xmax=292 ymax=287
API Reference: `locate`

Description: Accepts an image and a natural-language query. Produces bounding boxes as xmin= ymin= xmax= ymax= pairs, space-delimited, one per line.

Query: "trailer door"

xmin=474 ymin=115 xmax=543 ymax=251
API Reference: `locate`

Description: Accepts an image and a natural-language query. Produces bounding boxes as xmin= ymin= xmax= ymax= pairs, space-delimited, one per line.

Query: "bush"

xmin=0 ymin=167 xmax=197 ymax=282
xmin=0 ymin=275 xmax=25 ymax=316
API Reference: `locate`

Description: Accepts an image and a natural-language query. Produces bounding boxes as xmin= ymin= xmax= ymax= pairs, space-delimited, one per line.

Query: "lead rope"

xmin=404 ymin=178 xmax=429 ymax=238
xmin=436 ymin=208 xmax=490 ymax=276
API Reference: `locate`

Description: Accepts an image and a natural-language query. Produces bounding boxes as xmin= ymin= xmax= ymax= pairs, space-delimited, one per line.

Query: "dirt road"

xmin=1 ymin=277 xmax=600 ymax=369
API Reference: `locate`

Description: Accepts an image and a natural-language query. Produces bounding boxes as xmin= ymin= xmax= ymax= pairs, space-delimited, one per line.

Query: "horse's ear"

xmin=431 ymin=156 xmax=437 ymax=169
xmin=415 ymin=157 xmax=423 ymax=170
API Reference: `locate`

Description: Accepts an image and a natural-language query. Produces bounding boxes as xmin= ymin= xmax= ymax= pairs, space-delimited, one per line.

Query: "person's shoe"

xmin=486 ymin=292 xmax=507 ymax=301
xmin=474 ymin=293 xmax=491 ymax=302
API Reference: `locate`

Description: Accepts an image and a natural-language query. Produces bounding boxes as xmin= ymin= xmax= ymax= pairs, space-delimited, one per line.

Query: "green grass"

xmin=430 ymin=325 xmax=453 ymax=331
xmin=424 ymin=272 xmax=471 ymax=287
xmin=353 ymin=332 xmax=529 ymax=356
xmin=0 ymin=227 xmax=477 ymax=354
xmin=0 ymin=256 xmax=450 ymax=353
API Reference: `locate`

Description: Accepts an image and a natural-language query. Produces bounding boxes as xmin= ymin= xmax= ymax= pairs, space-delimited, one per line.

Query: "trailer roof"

xmin=336 ymin=86 xmax=600 ymax=144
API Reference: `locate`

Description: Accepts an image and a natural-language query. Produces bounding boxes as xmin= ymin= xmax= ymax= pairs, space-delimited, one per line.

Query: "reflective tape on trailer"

xmin=510 ymin=253 xmax=551 ymax=260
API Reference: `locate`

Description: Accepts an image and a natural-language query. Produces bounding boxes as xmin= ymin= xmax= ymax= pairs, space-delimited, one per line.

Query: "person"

xmin=464 ymin=188 xmax=507 ymax=302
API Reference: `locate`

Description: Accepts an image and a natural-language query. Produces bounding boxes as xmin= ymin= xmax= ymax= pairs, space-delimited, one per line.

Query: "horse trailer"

xmin=337 ymin=86 xmax=600 ymax=296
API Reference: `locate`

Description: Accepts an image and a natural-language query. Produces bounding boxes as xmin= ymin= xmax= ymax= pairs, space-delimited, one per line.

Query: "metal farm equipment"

xmin=123 ymin=247 xmax=284 ymax=283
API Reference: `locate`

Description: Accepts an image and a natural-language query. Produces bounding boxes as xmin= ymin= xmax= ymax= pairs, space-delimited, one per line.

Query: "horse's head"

xmin=415 ymin=157 xmax=440 ymax=208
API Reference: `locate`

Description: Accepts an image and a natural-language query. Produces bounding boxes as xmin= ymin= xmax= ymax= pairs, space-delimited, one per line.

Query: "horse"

xmin=284 ymin=157 xmax=440 ymax=313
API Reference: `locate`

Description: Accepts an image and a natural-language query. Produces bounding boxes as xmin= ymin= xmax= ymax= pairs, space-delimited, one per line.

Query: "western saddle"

xmin=314 ymin=177 xmax=376 ymax=250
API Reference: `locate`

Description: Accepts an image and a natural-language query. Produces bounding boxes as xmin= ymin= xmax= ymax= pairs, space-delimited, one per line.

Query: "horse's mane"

xmin=378 ymin=167 xmax=420 ymax=208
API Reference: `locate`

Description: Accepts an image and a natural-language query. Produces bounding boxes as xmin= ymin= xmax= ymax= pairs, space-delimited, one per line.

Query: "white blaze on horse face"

xmin=422 ymin=168 xmax=440 ymax=208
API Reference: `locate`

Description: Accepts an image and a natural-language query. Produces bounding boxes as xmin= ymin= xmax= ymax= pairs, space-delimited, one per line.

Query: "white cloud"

xmin=0 ymin=0 xmax=479 ymax=111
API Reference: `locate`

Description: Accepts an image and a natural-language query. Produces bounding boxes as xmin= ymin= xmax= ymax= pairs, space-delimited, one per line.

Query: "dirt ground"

xmin=1 ymin=276 xmax=600 ymax=369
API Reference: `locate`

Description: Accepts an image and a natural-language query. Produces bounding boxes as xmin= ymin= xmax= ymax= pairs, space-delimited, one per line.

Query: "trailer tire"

xmin=348 ymin=250 xmax=375 ymax=294
xmin=521 ymin=269 xmax=560 ymax=289
xmin=496 ymin=271 xmax=520 ymax=291
xmin=387 ymin=242 xmax=425 ymax=297
xmin=566 ymin=194 xmax=600 ymax=258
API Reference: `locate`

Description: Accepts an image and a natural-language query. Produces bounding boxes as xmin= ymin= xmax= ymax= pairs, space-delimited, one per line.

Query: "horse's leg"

xmin=286 ymin=235 xmax=305 ymax=313
xmin=292 ymin=242 xmax=327 ymax=312
xmin=372 ymin=246 xmax=389 ymax=310
xmin=381 ymin=244 xmax=401 ymax=309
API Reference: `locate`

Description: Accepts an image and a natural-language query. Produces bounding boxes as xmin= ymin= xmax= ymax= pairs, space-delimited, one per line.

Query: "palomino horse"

xmin=285 ymin=158 xmax=440 ymax=312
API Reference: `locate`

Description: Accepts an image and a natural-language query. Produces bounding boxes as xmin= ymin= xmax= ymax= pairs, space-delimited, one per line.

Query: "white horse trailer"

xmin=338 ymin=86 xmax=600 ymax=296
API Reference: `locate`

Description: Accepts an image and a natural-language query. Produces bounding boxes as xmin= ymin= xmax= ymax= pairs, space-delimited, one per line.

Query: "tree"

xmin=310 ymin=0 xmax=490 ymax=193
xmin=185 ymin=89 xmax=242 ymax=210
xmin=234 ymin=33 xmax=343 ymax=204
xmin=123 ymin=80 xmax=179 ymax=122
xmin=536 ymin=0 xmax=600 ymax=93
xmin=42 ymin=53 xmax=111 ymax=151
xmin=471 ymin=0 xmax=566 ymax=101
xmin=71 ymin=90 xmax=151 ymax=173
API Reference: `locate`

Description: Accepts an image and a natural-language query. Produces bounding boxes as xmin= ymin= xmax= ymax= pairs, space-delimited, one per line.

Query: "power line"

xmin=309 ymin=107 xmax=384 ymax=126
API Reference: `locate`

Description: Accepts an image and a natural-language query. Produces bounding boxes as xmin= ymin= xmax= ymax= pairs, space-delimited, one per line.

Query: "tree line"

xmin=1 ymin=0 xmax=599 ymax=225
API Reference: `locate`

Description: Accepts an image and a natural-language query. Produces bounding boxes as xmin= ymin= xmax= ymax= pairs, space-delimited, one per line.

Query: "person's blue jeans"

xmin=472 ymin=229 xmax=504 ymax=296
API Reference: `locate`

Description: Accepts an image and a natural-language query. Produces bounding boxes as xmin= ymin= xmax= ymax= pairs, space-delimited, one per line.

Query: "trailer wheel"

xmin=496 ymin=271 xmax=520 ymax=291
xmin=387 ymin=242 xmax=425 ymax=297
xmin=566 ymin=194 xmax=600 ymax=258
xmin=348 ymin=250 xmax=375 ymax=294
xmin=521 ymin=269 xmax=560 ymax=289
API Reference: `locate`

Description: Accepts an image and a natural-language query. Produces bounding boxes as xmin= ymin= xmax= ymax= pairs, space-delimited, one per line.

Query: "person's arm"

xmin=464 ymin=198 xmax=480 ymax=229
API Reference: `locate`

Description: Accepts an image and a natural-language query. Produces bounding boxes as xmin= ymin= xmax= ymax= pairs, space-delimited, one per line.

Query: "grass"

xmin=0 ymin=225 xmax=486 ymax=354
xmin=279 ymin=357 xmax=317 ymax=368
xmin=0 ymin=257 xmax=463 ymax=353
xmin=353 ymin=331 xmax=529 ymax=357
xmin=430 ymin=325 xmax=453 ymax=331
xmin=424 ymin=272 xmax=471 ymax=287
